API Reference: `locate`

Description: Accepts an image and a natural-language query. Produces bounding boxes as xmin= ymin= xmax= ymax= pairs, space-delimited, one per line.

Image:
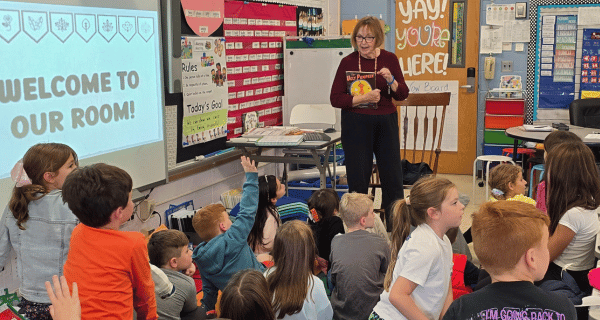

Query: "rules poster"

xmin=181 ymin=36 xmax=228 ymax=147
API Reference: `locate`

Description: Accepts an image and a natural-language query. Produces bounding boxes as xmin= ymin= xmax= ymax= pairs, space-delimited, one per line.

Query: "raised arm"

xmin=226 ymin=157 xmax=259 ymax=243
xmin=45 ymin=275 xmax=81 ymax=320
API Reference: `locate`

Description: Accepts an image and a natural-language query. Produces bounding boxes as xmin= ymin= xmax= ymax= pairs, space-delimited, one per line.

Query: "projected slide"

xmin=0 ymin=1 xmax=163 ymax=179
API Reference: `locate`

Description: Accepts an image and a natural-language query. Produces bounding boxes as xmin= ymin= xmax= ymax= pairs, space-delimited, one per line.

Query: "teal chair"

xmin=529 ymin=164 xmax=545 ymax=198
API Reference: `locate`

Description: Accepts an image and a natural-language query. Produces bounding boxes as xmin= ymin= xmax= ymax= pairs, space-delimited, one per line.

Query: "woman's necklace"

xmin=358 ymin=52 xmax=383 ymax=94
xmin=358 ymin=53 xmax=377 ymax=75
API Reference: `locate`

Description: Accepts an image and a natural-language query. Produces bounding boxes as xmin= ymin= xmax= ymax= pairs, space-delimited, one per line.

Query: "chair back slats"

xmin=402 ymin=110 xmax=409 ymax=159
xmin=433 ymin=104 xmax=448 ymax=175
xmin=430 ymin=107 xmax=438 ymax=165
xmin=395 ymin=92 xmax=451 ymax=177
xmin=421 ymin=111 xmax=429 ymax=163
xmin=412 ymin=110 xmax=418 ymax=163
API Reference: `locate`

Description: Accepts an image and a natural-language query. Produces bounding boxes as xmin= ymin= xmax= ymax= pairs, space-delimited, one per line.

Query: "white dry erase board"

xmin=283 ymin=40 xmax=354 ymax=131
xmin=0 ymin=0 xmax=167 ymax=206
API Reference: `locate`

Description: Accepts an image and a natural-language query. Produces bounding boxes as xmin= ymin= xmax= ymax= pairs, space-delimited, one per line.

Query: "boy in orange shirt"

xmin=62 ymin=163 xmax=157 ymax=320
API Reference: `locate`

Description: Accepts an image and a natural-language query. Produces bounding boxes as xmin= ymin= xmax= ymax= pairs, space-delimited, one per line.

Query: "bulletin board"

xmin=526 ymin=0 xmax=600 ymax=123
xmin=223 ymin=0 xmax=297 ymax=138
xmin=171 ymin=0 xmax=297 ymax=165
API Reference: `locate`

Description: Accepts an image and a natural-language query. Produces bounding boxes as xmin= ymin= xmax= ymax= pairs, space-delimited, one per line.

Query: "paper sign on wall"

xmin=181 ymin=36 xmax=228 ymax=147
xmin=402 ymin=81 xmax=458 ymax=152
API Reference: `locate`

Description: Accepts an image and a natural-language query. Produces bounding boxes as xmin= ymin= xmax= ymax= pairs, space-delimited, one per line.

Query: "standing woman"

xmin=330 ymin=16 xmax=409 ymax=230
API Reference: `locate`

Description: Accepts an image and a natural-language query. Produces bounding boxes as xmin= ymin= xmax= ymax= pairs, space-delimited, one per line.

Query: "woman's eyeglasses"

xmin=355 ymin=36 xmax=375 ymax=43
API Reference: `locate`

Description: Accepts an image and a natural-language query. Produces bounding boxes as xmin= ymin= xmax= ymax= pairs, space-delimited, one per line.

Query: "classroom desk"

xmin=504 ymin=126 xmax=600 ymax=161
xmin=227 ymin=132 xmax=342 ymax=190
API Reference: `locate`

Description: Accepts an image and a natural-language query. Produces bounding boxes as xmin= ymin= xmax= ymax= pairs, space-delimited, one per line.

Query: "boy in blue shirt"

xmin=191 ymin=156 xmax=265 ymax=312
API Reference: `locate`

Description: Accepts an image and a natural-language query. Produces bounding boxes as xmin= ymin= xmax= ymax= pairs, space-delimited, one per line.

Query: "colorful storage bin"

xmin=484 ymin=115 xmax=524 ymax=129
xmin=484 ymin=129 xmax=520 ymax=145
xmin=485 ymin=99 xmax=525 ymax=115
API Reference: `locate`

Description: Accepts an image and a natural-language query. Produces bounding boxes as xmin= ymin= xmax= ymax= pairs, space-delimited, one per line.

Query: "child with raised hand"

xmin=220 ymin=269 xmax=275 ymax=320
xmin=192 ymin=156 xmax=265 ymax=313
xmin=489 ymin=163 xmax=535 ymax=205
xmin=45 ymin=275 xmax=81 ymax=320
xmin=265 ymin=220 xmax=333 ymax=320
xmin=371 ymin=176 xmax=464 ymax=320
xmin=442 ymin=201 xmax=576 ymax=320
xmin=307 ymin=188 xmax=345 ymax=265
xmin=248 ymin=175 xmax=284 ymax=260
xmin=542 ymin=142 xmax=600 ymax=296
xmin=536 ymin=131 xmax=582 ymax=213
xmin=0 ymin=143 xmax=78 ymax=319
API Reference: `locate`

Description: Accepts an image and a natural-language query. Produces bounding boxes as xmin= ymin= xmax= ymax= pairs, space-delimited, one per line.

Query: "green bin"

xmin=484 ymin=129 xmax=521 ymax=145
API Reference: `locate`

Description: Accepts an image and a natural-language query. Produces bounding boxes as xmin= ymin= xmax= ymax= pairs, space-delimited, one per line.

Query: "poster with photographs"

xmin=181 ymin=36 xmax=228 ymax=147
xmin=580 ymin=29 xmax=600 ymax=97
xmin=297 ymin=7 xmax=323 ymax=37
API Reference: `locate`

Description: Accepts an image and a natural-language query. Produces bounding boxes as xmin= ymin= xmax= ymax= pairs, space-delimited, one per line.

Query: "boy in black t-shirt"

xmin=442 ymin=201 xmax=576 ymax=320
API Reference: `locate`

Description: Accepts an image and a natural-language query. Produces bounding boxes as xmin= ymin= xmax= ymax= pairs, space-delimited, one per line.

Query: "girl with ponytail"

xmin=371 ymin=177 xmax=464 ymax=320
xmin=1 ymin=143 xmax=78 ymax=319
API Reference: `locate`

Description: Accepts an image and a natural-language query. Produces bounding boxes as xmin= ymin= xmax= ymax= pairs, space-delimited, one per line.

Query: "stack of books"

xmin=243 ymin=126 xmax=304 ymax=146
xmin=243 ymin=126 xmax=300 ymax=137
xmin=255 ymin=135 xmax=305 ymax=146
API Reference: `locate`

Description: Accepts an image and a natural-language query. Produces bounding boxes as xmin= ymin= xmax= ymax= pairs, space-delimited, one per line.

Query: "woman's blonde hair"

xmin=350 ymin=16 xmax=384 ymax=49
xmin=384 ymin=176 xmax=456 ymax=291
xmin=267 ymin=220 xmax=317 ymax=318
xmin=9 ymin=143 xmax=77 ymax=230
xmin=489 ymin=164 xmax=522 ymax=200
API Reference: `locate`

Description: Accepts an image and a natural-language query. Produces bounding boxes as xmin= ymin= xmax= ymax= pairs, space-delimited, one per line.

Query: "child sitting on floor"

xmin=307 ymin=188 xmax=345 ymax=266
xmin=220 ymin=269 xmax=275 ymax=320
xmin=330 ymin=192 xmax=390 ymax=320
xmin=371 ymin=177 xmax=464 ymax=320
xmin=442 ymin=201 xmax=576 ymax=320
xmin=542 ymin=142 xmax=600 ymax=296
xmin=536 ymin=131 xmax=582 ymax=213
xmin=147 ymin=229 xmax=205 ymax=320
xmin=489 ymin=163 xmax=535 ymax=205
xmin=191 ymin=156 xmax=265 ymax=312
xmin=265 ymin=221 xmax=333 ymax=320
xmin=247 ymin=175 xmax=284 ymax=262
xmin=62 ymin=163 xmax=157 ymax=320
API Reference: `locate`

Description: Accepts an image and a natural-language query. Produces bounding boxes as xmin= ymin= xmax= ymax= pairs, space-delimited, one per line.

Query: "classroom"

xmin=1 ymin=0 xmax=600 ymax=319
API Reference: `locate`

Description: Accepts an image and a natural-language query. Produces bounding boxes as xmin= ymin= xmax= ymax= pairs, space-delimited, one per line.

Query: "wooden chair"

xmin=397 ymin=92 xmax=451 ymax=177
xmin=370 ymin=92 xmax=451 ymax=220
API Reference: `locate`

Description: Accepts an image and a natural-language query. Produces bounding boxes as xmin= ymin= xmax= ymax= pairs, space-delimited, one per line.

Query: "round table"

xmin=504 ymin=125 xmax=600 ymax=161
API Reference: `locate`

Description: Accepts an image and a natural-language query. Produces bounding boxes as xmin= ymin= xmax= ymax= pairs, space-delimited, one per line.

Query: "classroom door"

xmin=395 ymin=0 xmax=479 ymax=174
